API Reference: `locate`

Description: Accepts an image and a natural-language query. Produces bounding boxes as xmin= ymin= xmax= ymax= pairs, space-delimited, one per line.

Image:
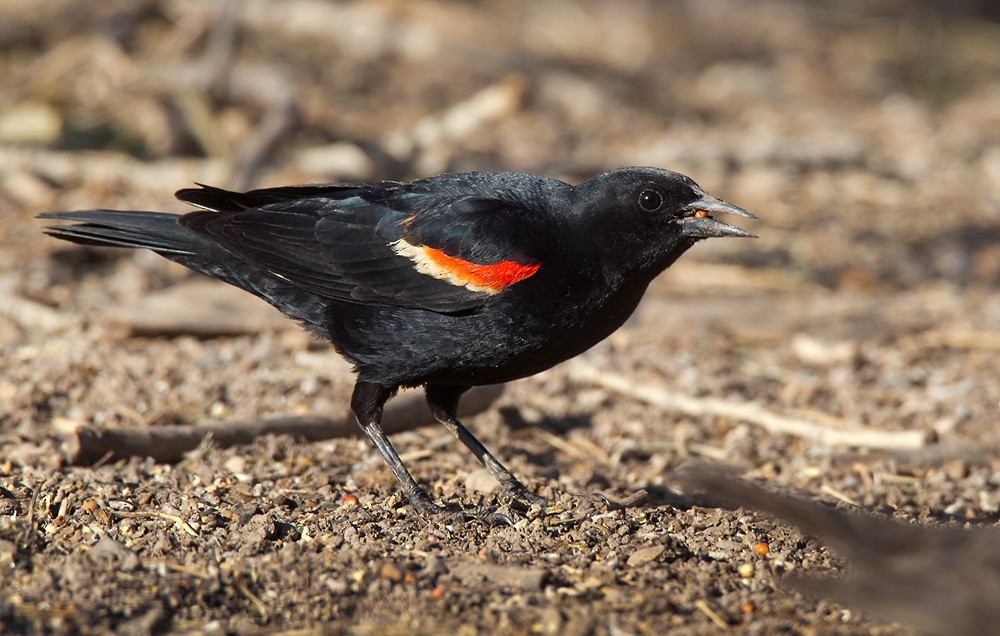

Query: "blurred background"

xmin=3 ymin=0 xmax=999 ymax=293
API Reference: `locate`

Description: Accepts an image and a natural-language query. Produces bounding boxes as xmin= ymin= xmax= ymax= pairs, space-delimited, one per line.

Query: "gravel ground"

xmin=2 ymin=1 xmax=1000 ymax=634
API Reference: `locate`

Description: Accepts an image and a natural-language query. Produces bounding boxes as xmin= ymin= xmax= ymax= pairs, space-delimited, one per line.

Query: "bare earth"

xmin=2 ymin=1 xmax=1000 ymax=634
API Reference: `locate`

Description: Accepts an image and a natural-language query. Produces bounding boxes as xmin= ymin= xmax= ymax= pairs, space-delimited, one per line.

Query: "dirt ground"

xmin=2 ymin=1 xmax=1000 ymax=634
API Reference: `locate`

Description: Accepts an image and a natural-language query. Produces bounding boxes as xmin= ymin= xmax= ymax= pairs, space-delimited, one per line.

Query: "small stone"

xmin=0 ymin=539 xmax=16 ymax=565
xmin=626 ymin=544 xmax=665 ymax=568
xmin=0 ymin=101 xmax=62 ymax=145
xmin=380 ymin=562 xmax=404 ymax=582
xmin=324 ymin=577 xmax=349 ymax=595
xmin=791 ymin=334 xmax=858 ymax=366
xmin=0 ymin=499 xmax=17 ymax=516
xmin=464 ymin=468 xmax=500 ymax=494
xmin=294 ymin=142 xmax=374 ymax=180
xmin=943 ymin=459 xmax=968 ymax=481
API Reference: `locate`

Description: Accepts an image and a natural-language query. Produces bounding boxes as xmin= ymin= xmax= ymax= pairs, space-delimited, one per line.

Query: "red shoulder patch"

xmin=422 ymin=247 xmax=540 ymax=292
xmin=394 ymin=239 xmax=540 ymax=294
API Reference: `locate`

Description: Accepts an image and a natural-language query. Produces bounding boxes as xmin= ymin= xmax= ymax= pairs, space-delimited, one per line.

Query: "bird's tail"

xmin=39 ymin=209 xmax=332 ymax=331
xmin=38 ymin=210 xmax=199 ymax=256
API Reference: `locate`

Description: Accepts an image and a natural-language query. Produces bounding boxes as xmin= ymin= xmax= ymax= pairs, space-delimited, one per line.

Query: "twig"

xmin=593 ymin=489 xmax=649 ymax=511
xmin=199 ymin=0 xmax=239 ymax=91
xmin=113 ymin=510 xmax=199 ymax=537
xmin=0 ymin=295 xmax=75 ymax=333
xmin=62 ymin=385 xmax=503 ymax=465
xmin=676 ymin=462 xmax=1000 ymax=636
xmin=22 ymin=482 xmax=42 ymax=547
xmin=228 ymin=99 xmax=300 ymax=191
xmin=566 ymin=362 xmax=928 ymax=450
xmin=819 ymin=483 xmax=860 ymax=507
xmin=236 ymin=580 xmax=269 ymax=622
xmin=694 ymin=599 xmax=729 ymax=629
xmin=533 ymin=429 xmax=612 ymax=465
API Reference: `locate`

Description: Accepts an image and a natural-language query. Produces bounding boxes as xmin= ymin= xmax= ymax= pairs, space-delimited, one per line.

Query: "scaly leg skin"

xmin=351 ymin=381 xmax=511 ymax=525
xmin=425 ymin=384 xmax=550 ymax=511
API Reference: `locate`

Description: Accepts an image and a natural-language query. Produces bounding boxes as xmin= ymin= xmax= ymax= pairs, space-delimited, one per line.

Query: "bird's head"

xmin=572 ymin=167 xmax=756 ymax=277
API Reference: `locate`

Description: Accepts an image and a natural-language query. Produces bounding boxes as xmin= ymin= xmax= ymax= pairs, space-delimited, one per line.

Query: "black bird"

xmin=40 ymin=168 xmax=754 ymax=518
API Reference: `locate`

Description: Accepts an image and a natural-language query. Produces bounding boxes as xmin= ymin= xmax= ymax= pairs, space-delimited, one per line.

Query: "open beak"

xmin=679 ymin=193 xmax=757 ymax=239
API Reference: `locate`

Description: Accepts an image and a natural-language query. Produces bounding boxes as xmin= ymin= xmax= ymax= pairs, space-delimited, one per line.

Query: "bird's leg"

xmin=425 ymin=384 xmax=548 ymax=509
xmin=351 ymin=381 xmax=446 ymax=516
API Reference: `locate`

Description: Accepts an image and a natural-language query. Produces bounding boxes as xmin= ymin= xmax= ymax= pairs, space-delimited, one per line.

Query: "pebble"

xmin=626 ymin=544 xmax=665 ymax=568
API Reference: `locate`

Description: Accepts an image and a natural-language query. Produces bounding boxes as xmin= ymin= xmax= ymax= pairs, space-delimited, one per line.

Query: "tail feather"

xmin=38 ymin=210 xmax=197 ymax=256
xmin=38 ymin=208 xmax=332 ymax=330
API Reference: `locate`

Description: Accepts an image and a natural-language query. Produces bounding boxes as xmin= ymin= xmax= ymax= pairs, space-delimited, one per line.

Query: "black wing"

xmin=176 ymin=183 xmax=549 ymax=314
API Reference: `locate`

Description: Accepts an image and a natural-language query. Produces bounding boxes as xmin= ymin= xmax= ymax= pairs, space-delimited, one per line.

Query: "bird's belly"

xmin=325 ymin=283 xmax=646 ymax=387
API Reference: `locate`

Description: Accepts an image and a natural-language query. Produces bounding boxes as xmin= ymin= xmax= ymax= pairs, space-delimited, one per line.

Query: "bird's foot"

xmin=406 ymin=490 xmax=514 ymax=526
xmin=500 ymin=482 xmax=556 ymax=517
xmin=593 ymin=489 xmax=650 ymax=511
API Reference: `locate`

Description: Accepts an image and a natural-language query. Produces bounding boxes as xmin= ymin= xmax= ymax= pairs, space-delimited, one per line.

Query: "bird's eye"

xmin=637 ymin=189 xmax=663 ymax=211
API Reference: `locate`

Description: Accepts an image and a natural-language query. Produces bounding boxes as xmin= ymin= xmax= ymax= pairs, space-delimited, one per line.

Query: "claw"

xmin=593 ymin=489 xmax=650 ymax=511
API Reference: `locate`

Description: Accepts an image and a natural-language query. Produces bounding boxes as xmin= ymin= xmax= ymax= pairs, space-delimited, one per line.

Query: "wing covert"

xmin=178 ymin=185 xmax=548 ymax=314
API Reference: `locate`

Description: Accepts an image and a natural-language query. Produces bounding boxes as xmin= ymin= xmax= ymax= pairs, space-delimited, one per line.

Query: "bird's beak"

xmin=679 ymin=194 xmax=757 ymax=239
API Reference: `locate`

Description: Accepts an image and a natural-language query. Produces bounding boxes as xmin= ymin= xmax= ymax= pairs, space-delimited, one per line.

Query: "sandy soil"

xmin=2 ymin=1 xmax=1000 ymax=634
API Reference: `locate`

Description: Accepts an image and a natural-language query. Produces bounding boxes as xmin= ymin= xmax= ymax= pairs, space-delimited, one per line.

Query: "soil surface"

xmin=2 ymin=1 xmax=1000 ymax=634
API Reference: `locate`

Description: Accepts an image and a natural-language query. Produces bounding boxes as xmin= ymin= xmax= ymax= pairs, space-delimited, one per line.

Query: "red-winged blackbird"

xmin=40 ymin=167 xmax=754 ymax=518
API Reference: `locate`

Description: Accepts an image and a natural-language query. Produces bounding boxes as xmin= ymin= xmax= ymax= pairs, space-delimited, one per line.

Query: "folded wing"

xmin=177 ymin=183 xmax=547 ymax=314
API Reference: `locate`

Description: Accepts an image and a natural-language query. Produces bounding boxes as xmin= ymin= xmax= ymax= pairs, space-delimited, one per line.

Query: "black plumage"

xmin=40 ymin=167 xmax=754 ymax=519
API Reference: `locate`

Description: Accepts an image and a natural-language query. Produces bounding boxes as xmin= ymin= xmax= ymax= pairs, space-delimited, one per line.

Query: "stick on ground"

xmin=61 ymin=384 xmax=504 ymax=465
xmin=567 ymin=362 xmax=928 ymax=450
xmin=677 ymin=462 xmax=1000 ymax=636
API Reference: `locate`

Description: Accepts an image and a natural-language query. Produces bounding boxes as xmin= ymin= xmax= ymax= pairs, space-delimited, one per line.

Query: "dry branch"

xmin=0 ymin=294 xmax=75 ymax=333
xmin=62 ymin=384 xmax=504 ymax=465
xmin=677 ymin=463 xmax=1000 ymax=636
xmin=567 ymin=362 xmax=929 ymax=450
